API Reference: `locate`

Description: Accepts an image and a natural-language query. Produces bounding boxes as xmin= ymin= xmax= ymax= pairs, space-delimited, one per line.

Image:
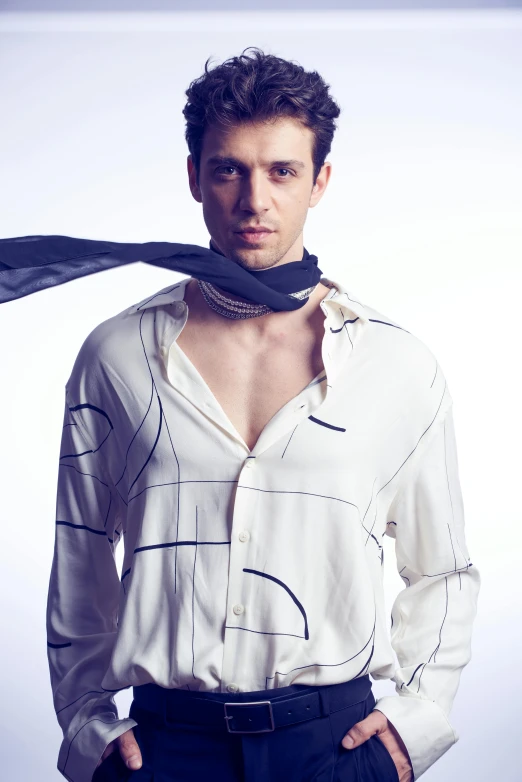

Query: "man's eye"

xmin=216 ymin=167 xmax=293 ymax=177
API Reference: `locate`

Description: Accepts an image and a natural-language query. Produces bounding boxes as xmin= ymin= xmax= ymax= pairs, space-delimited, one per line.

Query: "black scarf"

xmin=0 ymin=234 xmax=323 ymax=311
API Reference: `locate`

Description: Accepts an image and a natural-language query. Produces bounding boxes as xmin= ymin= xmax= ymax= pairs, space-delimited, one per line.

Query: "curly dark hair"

xmin=182 ymin=47 xmax=341 ymax=187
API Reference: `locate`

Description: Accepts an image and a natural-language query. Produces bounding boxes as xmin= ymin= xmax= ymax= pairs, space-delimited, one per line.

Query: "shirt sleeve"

xmin=372 ymin=402 xmax=481 ymax=781
xmin=46 ymin=386 xmax=138 ymax=782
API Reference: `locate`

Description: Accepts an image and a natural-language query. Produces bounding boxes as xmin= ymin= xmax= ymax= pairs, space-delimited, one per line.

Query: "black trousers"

xmin=92 ymin=676 xmax=400 ymax=782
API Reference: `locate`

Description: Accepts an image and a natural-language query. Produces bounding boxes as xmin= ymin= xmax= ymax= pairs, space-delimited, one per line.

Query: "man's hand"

xmin=341 ymin=708 xmax=413 ymax=782
xmin=95 ymin=728 xmax=142 ymax=772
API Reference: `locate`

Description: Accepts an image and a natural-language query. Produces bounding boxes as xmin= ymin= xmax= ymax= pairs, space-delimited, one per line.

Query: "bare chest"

xmin=175 ymin=314 xmax=326 ymax=451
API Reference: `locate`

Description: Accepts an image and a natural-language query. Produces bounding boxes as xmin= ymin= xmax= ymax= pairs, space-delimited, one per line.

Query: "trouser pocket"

xmin=91 ymin=749 xmax=131 ymax=781
xmin=328 ymin=692 xmax=399 ymax=782
xmin=371 ymin=734 xmax=400 ymax=782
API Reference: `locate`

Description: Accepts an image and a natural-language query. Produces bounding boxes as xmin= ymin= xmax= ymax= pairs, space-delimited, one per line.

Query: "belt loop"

xmin=316 ymin=684 xmax=331 ymax=718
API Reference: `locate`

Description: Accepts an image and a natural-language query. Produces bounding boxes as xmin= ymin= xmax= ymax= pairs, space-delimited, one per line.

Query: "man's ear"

xmin=187 ymin=154 xmax=202 ymax=203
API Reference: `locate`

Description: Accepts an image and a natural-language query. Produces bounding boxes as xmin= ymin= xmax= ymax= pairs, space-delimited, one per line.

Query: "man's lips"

xmin=236 ymin=228 xmax=274 ymax=233
xmin=235 ymin=230 xmax=273 ymax=243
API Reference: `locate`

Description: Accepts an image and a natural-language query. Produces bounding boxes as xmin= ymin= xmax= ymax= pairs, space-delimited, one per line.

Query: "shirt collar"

xmin=131 ymin=274 xmax=369 ymax=326
xmin=315 ymin=275 xmax=369 ymax=325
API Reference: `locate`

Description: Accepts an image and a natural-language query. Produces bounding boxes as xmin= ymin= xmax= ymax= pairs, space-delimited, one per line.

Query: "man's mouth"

xmin=235 ymin=230 xmax=274 ymax=243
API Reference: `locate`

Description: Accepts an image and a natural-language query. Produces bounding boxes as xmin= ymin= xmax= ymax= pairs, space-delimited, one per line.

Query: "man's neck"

xmin=184 ymin=277 xmax=331 ymax=338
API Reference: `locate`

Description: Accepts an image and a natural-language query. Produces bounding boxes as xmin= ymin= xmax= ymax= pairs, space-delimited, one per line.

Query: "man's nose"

xmin=238 ymin=172 xmax=272 ymax=213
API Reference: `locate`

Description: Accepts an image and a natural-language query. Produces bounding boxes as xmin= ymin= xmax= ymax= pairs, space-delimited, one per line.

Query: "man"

xmin=35 ymin=48 xmax=480 ymax=782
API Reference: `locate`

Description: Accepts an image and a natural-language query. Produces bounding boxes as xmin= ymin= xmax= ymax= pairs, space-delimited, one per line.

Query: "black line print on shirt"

xmin=359 ymin=382 xmax=450 ymax=567
xmin=48 ymin=412 xmax=116 ymax=653
xmin=66 ymin=402 xmax=114 ymax=455
xmin=126 ymin=541 xmax=231 ymax=607
xmin=227 ymin=568 xmax=310 ymax=640
xmin=129 ymin=478 xmax=238 ymax=504
xmin=235 ymin=483 xmax=387 ymax=565
xmin=308 ymin=414 xmax=346 ymax=432
xmin=330 ymin=300 xmax=358 ymax=348
xmin=339 ymin=313 xmax=356 ymax=335
xmin=192 ymin=505 xmax=198 ymax=681
xmin=54 ymin=689 xmax=106 ymax=717
xmin=60 ymin=715 xmax=125 ymax=780
xmin=307 ymin=374 xmax=327 ymax=388
xmin=104 ymin=307 xmax=250 ymax=606
xmin=111 ymin=308 xmax=184 ymax=590
xmin=264 ymin=602 xmax=378 ymax=690
xmin=58 ymin=406 xmax=115 ymax=531
xmin=401 ymin=575 xmax=449 ymax=695
xmin=368 ymin=318 xmax=410 ymax=333
xmin=281 ymin=423 xmax=299 ymax=459
xmin=281 ymin=411 xmax=346 ymax=460
xmin=360 ymin=477 xmax=386 ymax=563
xmin=66 ymin=400 xmax=134 ymax=518
xmin=235 ymin=484 xmax=362 ymax=514
xmin=114 ymin=302 xmax=196 ymax=511
xmin=128 ymin=388 xmax=164 ymax=495
xmin=56 ymin=519 xmax=108 ymax=536
xmin=224 ymin=626 xmax=306 ymax=640
xmin=121 ymin=566 xmax=131 ymax=594
xmin=430 ymin=361 xmax=438 ymax=388
xmin=111 ymin=524 xmax=122 ymax=547
xmin=69 ymin=306 xmax=184 ymax=593
xmin=114 ymin=354 xmax=156 ymax=504
xmin=133 ymin=540 xmax=231 ymax=553
xmin=56 ymin=466 xmax=113 ymax=530
xmin=443 ymin=415 xmax=470 ymax=573
xmin=74 ymin=309 xmax=170 ymax=507
xmin=58 ymin=462 xmax=110 ymax=506
xmin=378 ymin=379 xmax=448 ymax=499
xmin=282 ymin=306 xmax=407 ymax=463
xmin=148 ymin=310 xmax=182 ymax=590
xmin=329 ymin=315 xmax=358 ymax=348
xmin=135 ymin=282 xmax=182 ymax=312
xmin=119 ymin=309 xmax=173 ymax=503
xmin=344 ymin=292 xmax=364 ymax=307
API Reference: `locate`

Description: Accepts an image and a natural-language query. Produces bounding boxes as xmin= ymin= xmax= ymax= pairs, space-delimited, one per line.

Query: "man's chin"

xmin=234 ymin=250 xmax=283 ymax=272
xmin=224 ymin=251 xmax=268 ymax=271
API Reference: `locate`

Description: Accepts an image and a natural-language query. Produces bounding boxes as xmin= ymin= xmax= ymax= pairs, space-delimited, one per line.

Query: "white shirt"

xmin=46 ymin=274 xmax=481 ymax=782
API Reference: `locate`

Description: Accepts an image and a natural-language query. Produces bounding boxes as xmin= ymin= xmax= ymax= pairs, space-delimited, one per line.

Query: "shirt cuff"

xmin=57 ymin=716 xmax=138 ymax=782
xmin=372 ymin=695 xmax=459 ymax=780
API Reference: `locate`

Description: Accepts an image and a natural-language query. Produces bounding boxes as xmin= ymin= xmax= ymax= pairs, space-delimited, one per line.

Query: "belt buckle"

xmin=224 ymin=700 xmax=275 ymax=733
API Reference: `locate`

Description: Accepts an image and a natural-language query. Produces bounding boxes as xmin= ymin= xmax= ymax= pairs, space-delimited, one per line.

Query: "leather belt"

xmin=131 ymin=676 xmax=372 ymax=735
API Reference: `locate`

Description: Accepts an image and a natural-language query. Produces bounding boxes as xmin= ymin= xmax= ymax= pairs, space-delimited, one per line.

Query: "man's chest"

xmin=174 ymin=315 xmax=326 ymax=452
xmin=92 ymin=300 xmax=421 ymax=519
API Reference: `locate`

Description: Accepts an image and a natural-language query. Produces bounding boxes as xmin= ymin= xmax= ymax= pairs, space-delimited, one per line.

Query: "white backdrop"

xmin=0 ymin=9 xmax=520 ymax=782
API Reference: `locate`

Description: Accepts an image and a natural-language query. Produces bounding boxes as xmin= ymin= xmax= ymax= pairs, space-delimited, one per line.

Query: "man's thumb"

xmin=117 ymin=727 xmax=142 ymax=770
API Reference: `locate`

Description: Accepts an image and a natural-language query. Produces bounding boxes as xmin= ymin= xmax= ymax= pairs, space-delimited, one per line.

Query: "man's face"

xmin=187 ymin=116 xmax=331 ymax=271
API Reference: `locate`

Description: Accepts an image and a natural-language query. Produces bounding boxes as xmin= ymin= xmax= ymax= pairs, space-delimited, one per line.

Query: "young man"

xmin=9 ymin=47 xmax=479 ymax=782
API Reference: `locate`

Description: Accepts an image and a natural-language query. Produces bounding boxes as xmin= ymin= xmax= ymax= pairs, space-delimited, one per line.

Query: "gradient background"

xmin=0 ymin=2 xmax=520 ymax=780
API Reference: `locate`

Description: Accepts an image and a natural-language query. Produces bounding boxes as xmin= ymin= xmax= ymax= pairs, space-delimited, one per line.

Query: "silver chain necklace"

xmin=197 ymin=279 xmax=318 ymax=319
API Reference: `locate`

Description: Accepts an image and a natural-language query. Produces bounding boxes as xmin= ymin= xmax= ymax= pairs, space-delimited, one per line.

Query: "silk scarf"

xmin=0 ymin=234 xmax=323 ymax=311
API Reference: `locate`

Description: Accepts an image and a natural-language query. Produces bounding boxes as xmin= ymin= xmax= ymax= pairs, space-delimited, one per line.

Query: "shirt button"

xmin=233 ymin=604 xmax=244 ymax=615
xmin=244 ymin=460 xmax=254 ymax=469
xmin=238 ymin=531 xmax=250 ymax=542
xmin=227 ymin=683 xmax=239 ymax=693
xmin=174 ymin=301 xmax=185 ymax=315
